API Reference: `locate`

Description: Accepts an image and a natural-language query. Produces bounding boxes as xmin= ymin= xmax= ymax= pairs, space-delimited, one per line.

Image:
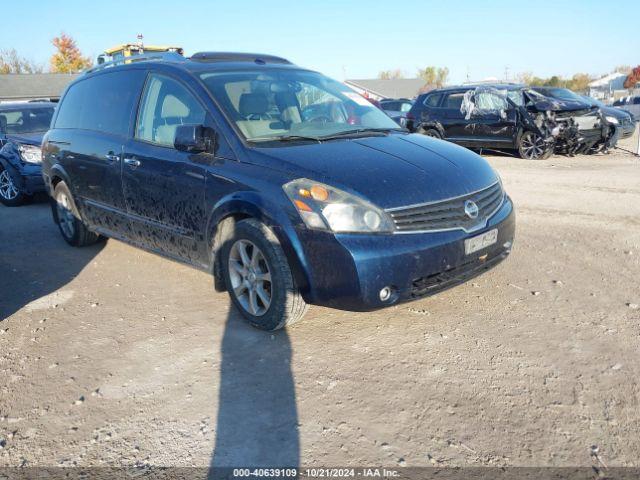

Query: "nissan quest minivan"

xmin=42 ymin=52 xmax=515 ymax=331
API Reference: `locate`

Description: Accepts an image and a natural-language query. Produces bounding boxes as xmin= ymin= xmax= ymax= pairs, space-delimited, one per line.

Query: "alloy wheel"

xmin=521 ymin=132 xmax=547 ymax=160
xmin=56 ymin=191 xmax=76 ymax=239
xmin=228 ymin=239 xmax=272 ymax=316
xmin=0 ymin=169 xmax=18 ymax=200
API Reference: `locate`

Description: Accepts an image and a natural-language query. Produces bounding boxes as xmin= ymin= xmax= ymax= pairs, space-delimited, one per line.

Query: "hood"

xmin=249 ymin=133 xmax=498 ymax=209
xmin=5 ymin=132 xmax=45 ymax=146
xmin=525 ymin=91 xmax=594 ymax=113
xmin=529 ymin=97 xmax=594 ymax=113
xmin=600 ymin=106 xmax=631 ymax=120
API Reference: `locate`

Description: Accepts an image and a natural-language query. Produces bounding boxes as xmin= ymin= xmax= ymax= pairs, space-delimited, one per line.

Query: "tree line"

xmin=378 ymin=65 xmax=638 ymax=93
xmin=0 ymin=33 xmax=91 ymax=74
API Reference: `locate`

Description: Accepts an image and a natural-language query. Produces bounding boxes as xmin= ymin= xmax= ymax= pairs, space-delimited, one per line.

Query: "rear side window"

xmin=381 ymin=101 xmax=398 ymax=111
xmin=443 ymin=93 xmax=464 ymax=109
xmin=136 ymin=74 xmax=206 ymax=147
xmin=55 ymin=70 xmax=146 ymax=136
xmin=424 ymin=94 xmax=442 ymax=107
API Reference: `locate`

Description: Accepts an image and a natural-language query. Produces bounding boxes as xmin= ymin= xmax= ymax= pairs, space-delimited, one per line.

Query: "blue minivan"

xmin=42 ymin=52 xmax=515 ymax=330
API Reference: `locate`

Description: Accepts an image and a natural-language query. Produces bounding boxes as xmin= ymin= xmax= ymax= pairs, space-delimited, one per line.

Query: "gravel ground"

xmin=1 ymin=135 xmax=639 ymax=470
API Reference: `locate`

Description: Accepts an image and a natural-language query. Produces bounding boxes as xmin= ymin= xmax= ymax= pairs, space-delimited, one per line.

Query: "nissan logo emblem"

xmin=464 ymin=200 xmax=479 ymax=219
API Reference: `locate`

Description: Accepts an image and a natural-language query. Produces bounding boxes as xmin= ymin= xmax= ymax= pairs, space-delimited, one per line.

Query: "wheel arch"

xmin=206 ymin=191 xmax=310 ymax=297
xmin=416 ymin=120 xmax=445 ymax=138
xmin=47 ymin=164 xmax=73 ymax=194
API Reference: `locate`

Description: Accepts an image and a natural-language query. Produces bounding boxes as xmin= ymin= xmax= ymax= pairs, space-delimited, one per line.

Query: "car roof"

xmin=83 ymin=51 xmax=312 ymax=78
xmin=0 ymin=101 xmax=56 ymax=110
xmin=426 ymin=83 xmax=525 ymax=95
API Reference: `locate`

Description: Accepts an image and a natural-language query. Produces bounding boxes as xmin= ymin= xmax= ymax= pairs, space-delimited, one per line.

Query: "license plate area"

xmin=465 ymin=229 xmax=498 ymax=255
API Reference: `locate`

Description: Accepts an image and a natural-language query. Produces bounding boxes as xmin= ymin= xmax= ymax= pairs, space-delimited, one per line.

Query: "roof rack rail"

xmin=83 ymin=51 xmax=186 ymax=75
xmin=190 ymin=52 xmax=292 ymax=65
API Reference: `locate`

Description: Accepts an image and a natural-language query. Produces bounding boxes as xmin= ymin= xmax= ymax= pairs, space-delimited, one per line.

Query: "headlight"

xmin=283 ymin=179 xmax=395 ymax=233
xmin=18 ymin=145 xmax=42 ymax=164
xmin=605 ymin=116 xmax=619 ymax=125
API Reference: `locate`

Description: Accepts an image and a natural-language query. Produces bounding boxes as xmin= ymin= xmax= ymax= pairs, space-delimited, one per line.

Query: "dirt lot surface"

xmin=1 ymin=136 xmax=639 ymax=470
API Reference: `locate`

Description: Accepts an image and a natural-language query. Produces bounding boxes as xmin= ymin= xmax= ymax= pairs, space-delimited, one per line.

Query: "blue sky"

xmin=4 ymin=0 xmax=639 ymax=83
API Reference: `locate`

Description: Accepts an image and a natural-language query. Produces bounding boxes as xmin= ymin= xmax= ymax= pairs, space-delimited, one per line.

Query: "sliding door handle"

xmin=104 ymin=153 xmax=120 ymax=163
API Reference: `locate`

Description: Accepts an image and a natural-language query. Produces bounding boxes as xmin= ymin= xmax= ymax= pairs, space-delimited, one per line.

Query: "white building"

xmin=588 ymin=73 xmax=628 ymax=100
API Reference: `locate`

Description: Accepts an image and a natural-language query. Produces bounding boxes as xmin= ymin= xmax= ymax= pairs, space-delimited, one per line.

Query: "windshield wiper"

xmin=249 ymin=135 xmax=321 ymax=143
xmin=317 ymin=127 xmax=406 ymax=141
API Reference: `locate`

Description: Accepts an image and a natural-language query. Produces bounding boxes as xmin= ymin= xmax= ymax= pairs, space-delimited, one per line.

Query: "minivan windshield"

xmin=199 ymin=69 xmax=402 ymax=142
xmin=0 ymin=106 xmax=54 ymax=135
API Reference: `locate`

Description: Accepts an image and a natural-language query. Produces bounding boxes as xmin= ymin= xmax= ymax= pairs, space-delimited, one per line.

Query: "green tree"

xmin=567 ymin=73 xmax=591 ymax=93
xmin=436 ymin=67 xmax=449 ymax=87
xmin=378 ymin=69 xmax=404 ymax=80
xmin=0 ymin=49 xmax=42 ymax=74
xmin=50 ymin=33 xmax=92 ymax=73
xmin=545 ymin=75 xmax=564 ymax=87
xmin=417 ymin=66 xmax=448 ymax=88
xmin=417 ymin=66 xmax=437 ymax=85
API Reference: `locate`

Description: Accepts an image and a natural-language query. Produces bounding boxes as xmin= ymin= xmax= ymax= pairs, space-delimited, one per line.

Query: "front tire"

xmin=222 ymin=219 xmax=308 ymax=331
xmin=0 ymin=165 xmax=28 ymax=207
xmin=518 ymin=131 xmax=552 ymax=160
xmin=52 ymin=181 xmax=101 ymax=247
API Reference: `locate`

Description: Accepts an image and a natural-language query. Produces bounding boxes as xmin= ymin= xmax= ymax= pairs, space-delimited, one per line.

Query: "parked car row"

xmin=0 ymin=51 xmax=516 ymax=330
xmin=376 ymin=84 xmax=636 ymax=160
xmin=379 ymin=98 xmax=413 ymax=127
xmin=0 ymin=102 xmax=56 ymax=206
xmin=612 ymin=95 xmax=640 ymax=119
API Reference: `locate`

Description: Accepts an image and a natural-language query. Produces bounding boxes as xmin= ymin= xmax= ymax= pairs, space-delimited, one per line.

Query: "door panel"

xmin=439 ymin=92 xmax=473 ymax=141
xmin=122 ymin=72 xmax=209 ymax=263
xmin=121 ymin=141 xmax=207 ymax=262
xmin=62 ymin=130 xmax=127 ymax=231
xmin=467 ymin=91 xmax=517 ymax=146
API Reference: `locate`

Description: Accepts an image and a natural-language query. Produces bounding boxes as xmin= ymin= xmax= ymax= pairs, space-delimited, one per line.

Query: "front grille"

xmin=387 ymin=182 xmax=504 ymax=233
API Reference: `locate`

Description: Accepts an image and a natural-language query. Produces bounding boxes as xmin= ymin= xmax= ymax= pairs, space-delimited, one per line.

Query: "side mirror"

xmin=174 ymin=124 xmax=216 ymax=154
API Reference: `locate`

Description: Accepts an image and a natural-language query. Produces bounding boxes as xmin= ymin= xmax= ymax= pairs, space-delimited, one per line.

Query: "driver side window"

xmin=136 ymin=74 xmax=205 ymax=147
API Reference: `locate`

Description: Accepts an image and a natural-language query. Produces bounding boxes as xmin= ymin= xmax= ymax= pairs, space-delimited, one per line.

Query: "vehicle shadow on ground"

xmin=209 ymin=308 xmax=299 ymax=478
xmin=0 ymin=202 xmax=104 ymax=321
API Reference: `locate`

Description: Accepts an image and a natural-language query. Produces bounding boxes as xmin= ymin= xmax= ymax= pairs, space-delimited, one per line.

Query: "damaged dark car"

xmin=406 ymin=84 xmax=616 ymax=160
xmin=0 ymin=102 xmax=55 ymax=206
xmin=531 ymin=87 xmax=636 ymax=141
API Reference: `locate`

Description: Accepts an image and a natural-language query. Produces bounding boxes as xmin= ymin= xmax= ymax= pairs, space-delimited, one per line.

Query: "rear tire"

xmin=52 ymin=181 xmax=101 ymax=247
xmin=221 ymin=218 xmax=308 ymax=331
xmin=0 ymin=165 xmax=28 ymax=207
xmin=518 ymin=131 xmax=552 ymax=160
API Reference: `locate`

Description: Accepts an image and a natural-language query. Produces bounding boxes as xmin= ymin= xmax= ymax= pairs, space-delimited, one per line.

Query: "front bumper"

xmin=2 ymin=162 xmax=45 ymax=195
xmin=620 ymin=123 xmax=636 ymax=139
xmin=297 ymin=196 xmax=515 ymax=311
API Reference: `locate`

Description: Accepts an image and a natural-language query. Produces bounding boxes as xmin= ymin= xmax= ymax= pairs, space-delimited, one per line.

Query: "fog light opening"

xmin=379 ymin=286 xmax=395 ymax=303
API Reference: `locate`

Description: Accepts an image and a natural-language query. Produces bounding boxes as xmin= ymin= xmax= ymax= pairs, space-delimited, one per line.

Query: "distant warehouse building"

xmin=344 ymin=78 xmax=426 ymax=101
xmin=0 ymin=73 xmax=78 ymax=103
xmin=588 ymin=73 xmax=628 ymax=101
